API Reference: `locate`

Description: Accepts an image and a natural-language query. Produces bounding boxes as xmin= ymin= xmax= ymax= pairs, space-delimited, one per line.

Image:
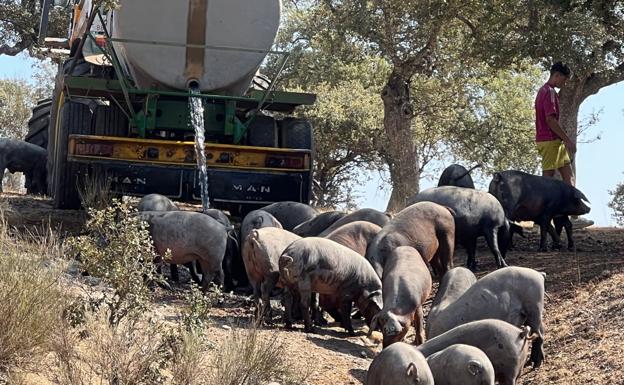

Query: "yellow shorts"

xmin=536 ymin=140 xmax=571 ymax=171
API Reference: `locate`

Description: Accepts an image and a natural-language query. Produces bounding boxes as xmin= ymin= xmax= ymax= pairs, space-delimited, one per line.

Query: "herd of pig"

xmin=135 ymin=164 xmax=591 ymax=385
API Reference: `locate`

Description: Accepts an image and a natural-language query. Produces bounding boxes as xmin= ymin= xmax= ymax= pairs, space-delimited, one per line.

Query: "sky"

xmin=1 ymin=53 xmax=622 ymax=226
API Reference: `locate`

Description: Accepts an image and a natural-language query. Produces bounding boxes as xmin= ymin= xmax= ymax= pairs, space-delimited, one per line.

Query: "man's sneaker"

xmin=570 ymin=217 xmax=594 ymax=229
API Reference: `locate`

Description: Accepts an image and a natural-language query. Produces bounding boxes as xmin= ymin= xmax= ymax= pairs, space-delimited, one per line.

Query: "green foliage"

xmin=448 ymin=64 xmax=543 ymax=174
xmin=68 ymin=200 xmax=163 ymax=326
xmin=0 ymin=0 xmax=70 ymax=56
xmin=275 ymin=1 xmax=544 ymax=207
xmin=180 ymin=282 xmax=214 ymax=334
xmin=271 ymin=2 xmax=389 ymax=208
xmin=609 ymin=180 xmax=624 ymax=226
xmin=0 ymin=60 xmax=54 ymax=139
xmin=0 ymin=215 xmax=66 ymax=375
xmin=298 ymin=81 xmax=385 ymax=208
xmin=0 ymin=78 xmax=36 ymax=139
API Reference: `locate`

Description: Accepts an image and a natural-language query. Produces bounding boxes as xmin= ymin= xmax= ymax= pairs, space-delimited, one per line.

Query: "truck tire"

xmin=247 ymin=115 xmax=278 ymax=147
xmin=280 ymin=118 xmax=314 ymax=151
xmin=92 ymin=104 xmax=129 ymax=136
xmin=25 ymin=99 xmax=53 ymax=149
xmin=52 ymin=101 xmax=92 ymax=209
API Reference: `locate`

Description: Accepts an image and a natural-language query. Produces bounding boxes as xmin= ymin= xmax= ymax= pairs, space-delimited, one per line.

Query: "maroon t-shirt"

xmin=535 ymin=83 xmax=560 ymax=142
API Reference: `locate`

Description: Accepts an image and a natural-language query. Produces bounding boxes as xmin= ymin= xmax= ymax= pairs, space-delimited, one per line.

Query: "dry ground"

xmin=2 ymin=195 xmax=624 ymax=384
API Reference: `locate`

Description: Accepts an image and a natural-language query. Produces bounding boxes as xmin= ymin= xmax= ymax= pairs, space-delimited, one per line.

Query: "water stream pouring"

xmin=188 ymin=85 xmax=210 ymax=212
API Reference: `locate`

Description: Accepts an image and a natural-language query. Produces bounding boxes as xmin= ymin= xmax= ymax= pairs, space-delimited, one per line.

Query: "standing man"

xmin=535 ymin=62 xmax=575 ymax=184
xmin=535 ymin=62 xmax=593 ymax=228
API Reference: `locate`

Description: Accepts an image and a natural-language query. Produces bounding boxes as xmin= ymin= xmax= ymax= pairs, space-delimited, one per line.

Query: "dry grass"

xmin=0 ymin=212 xmax=66 ymax=375
xmin=50 ymin=311 xmax=167 ymax=385
xmin=168 ymin=329 xmax=209 ymax=385
xmin=77 ymin=172 xmax=114 ymax=210
xmin=206 ymin=327 xmax=309 ymax=385
xmin=1 ymin=172 xmax=25 ymax=194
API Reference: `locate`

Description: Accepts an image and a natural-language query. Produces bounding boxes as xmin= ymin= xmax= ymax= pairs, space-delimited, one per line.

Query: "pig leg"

xmin=465 ymin=239 xmax=478 ymax=271
xmin=298 ymin=281 xmax=314 ymax=333
xmin=536 ymin=216 xmax=560 ymax=251
xmin=339 ymin=299 xmax=355 ymax=336
xmin=260 ymin=273 xmax=279 ymax=323
xmin=197 ymin=259 xmax=220 ymax=292
xmin=251 ymin=279 xmax=263 ymax=319
xmin=311 ymin=293 xmax=326 ymax=326
xmin=283 ymin=288 xmax=294 ymax=329
xmin=412 ymin=307 xmax=425 ymax=345
xmin=0 ymin=162 xmax=6 ymax=193
xmin=188 ymin=264 xmax=202 ymax=285
xmin=556 ymin=216 xmax=574 ymax=250
xmin=222 ymin=253 xmax=234 ymax=292
xmin=213 ymin=268 xmax=225 ymax=287
xmin=484 ymin=229 xmax=508 ymax=268
xmin=545 ymin=217 xmax=562 ymax=250
xmin=431 ymin=231 xmax=453 ymax=278
xmin=169 ymin=264 xmax=180 ymax=282
xmin=526 ymin=307 xmax=546 ymax=368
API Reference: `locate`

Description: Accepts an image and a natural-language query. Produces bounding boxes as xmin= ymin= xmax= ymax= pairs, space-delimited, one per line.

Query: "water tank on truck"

xmin=111 ymin=0 xmax=281 ymax=94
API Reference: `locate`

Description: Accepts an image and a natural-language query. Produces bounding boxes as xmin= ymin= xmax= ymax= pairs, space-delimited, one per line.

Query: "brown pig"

xmin=242 ymin=227 xmax=301 ymax=320
xmin=325 ymin=220 xmax=382 ymax=257
xmin=369 ymin=246 xmax=432 ymax=347
xmin=366 ymin=201 xmax=455 ymax=279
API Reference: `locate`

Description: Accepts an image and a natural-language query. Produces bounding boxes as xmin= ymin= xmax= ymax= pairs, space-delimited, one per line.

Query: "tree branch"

xmin=581 ymin=62 xmax=624 ymax=101
xmin=456 ymin=15 xmax=477 ymax=36
xmin=0 ymin=38 xmax=33 ymax=56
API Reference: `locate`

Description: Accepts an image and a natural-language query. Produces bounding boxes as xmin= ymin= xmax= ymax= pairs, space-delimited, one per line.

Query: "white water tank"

xmin=112 ymin=0 xmax=281 ymax=95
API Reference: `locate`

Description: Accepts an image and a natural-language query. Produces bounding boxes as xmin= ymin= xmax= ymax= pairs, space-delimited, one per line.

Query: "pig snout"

xmin=371 ymin=311 xmax=407 ymax=348
xmin=577 ymin=200 xmax=591 ymax=215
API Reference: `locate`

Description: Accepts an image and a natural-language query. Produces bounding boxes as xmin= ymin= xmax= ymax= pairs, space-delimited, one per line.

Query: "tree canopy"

xmin=3 ymin=0 xmax=622 ymax=211
xmin=274 ymin=0 xmax=543 ymax=209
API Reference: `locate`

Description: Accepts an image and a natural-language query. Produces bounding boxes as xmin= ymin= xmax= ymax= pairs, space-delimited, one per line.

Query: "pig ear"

xmin=368 ymin=290 xmax=383 ymax=309
xmin=406 ymin=362 xmax=418 ymax=378
xmin=574 ymin=189 xmax=590 ymax=203
xmin=279 ymin=255 xmax=294 ymax=280
xmin=467 ymin=360 xmax=483 ymax=376
xmin=368 ymin=313 xmax=379 ymax=337
xmin=511 ymin=222 xmax=526 ymax=238
xmin=279 ymin=255 xmax=294 ymax=267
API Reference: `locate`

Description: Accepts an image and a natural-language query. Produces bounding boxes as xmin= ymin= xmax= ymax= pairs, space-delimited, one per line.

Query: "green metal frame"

xmin=75 ymin=8 xmax=313 ymax=143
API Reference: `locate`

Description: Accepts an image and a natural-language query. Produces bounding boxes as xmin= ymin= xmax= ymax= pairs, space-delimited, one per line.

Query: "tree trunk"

xmin=382 ymin=70 xmax=420 ymax=213
xmin=558 ymin=77 xmax=584 ymax=176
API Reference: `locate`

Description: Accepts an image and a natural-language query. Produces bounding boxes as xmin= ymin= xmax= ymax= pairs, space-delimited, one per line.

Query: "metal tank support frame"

xmin=77 ymin=6 xmax=306 ymax=143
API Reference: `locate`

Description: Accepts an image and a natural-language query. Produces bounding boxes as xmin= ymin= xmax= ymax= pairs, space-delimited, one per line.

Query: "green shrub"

xmin=609 ymin=181 xmax=624 ymax=226
xmin=181 ymin=282 xmax=215 ymax=333
xmin=68 ymin=200 xmax=164 ymax=325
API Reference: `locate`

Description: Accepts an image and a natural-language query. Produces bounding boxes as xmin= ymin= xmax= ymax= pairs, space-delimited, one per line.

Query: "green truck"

xmin=26 ymin=0 xmax=315 ymax=215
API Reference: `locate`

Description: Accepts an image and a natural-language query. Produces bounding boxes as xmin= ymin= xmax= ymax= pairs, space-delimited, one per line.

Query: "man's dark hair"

xmin=550 ymin=62 xmax=571 ymax=77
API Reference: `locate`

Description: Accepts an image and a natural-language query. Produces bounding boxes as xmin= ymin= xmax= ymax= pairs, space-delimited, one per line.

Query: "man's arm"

xmin=545 ymin=115 xmax=576 ymax=154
